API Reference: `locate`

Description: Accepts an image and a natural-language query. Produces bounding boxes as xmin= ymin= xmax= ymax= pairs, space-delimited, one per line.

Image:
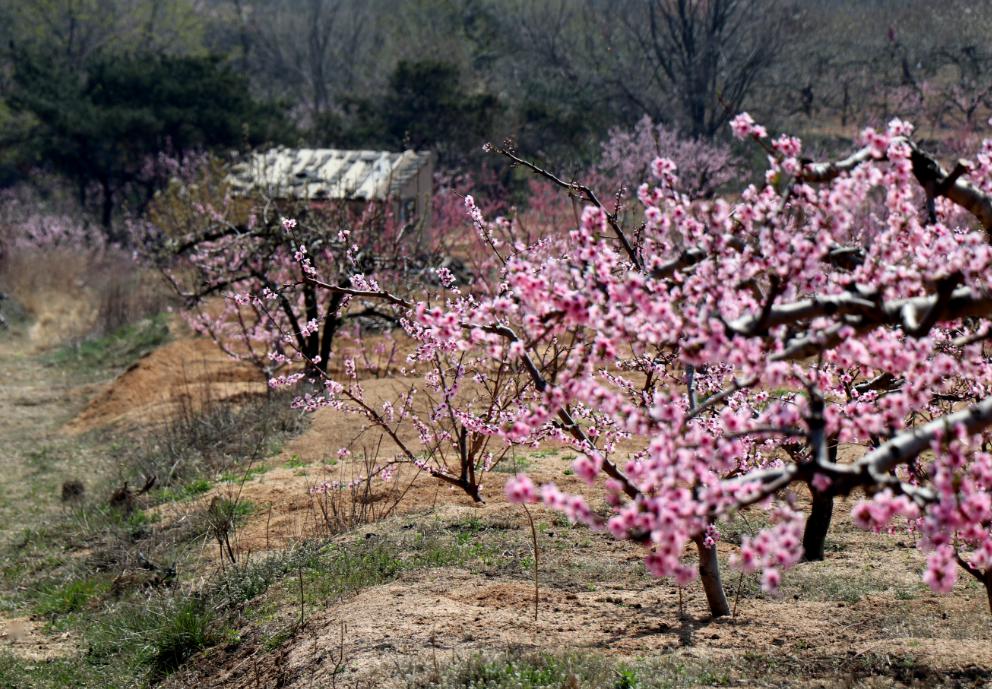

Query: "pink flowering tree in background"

xmin=592 ymin=115 xmax=741 ymax=200
xmin=0 ymin=185 xmax=170 ymax=336
xmin=258 ymin=111 xmax=992 ymax=618
xmin=140 ymin=158 xmax=435 ymax=381
xmin=143 ymin=156 xmax=536 ymax=384
xmin=428 ymin=170 xmax=510 ymax=297
xmin=431 ymin=169 xmax=575 ymax=298
xmin=148 ymin=159 xmax=560 ymax=501
xmin=0 ymin=186 xmax=105 ymax=254
xmin=0 ymin=189 xmax=103 ymax=329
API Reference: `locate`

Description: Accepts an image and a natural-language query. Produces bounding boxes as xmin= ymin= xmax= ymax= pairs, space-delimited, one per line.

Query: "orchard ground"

xmin=1 ymin=300 xmax=991 ymax=688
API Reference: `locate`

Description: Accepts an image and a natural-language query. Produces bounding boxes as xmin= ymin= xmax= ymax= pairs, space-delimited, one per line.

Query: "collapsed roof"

xmin=228 ymin=148 xmax=434 ymax=200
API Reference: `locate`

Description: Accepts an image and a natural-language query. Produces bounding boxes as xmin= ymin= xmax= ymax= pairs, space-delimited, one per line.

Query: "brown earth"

xmin=166 ymin=501 xmax=992 ymax=689
xmin=16 ymin=327 xmax=992 ymax=687
xmin=0 ymin=616 xmax=75 ymax=662
xmin=66 ymin=337 xmax=265 ymax=432
xmin=152 ymin=406 xmax=992 ymax=688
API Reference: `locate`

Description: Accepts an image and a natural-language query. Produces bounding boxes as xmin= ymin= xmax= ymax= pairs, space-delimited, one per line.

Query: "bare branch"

xmin=489 ymin=145 xmax=643 ymax=270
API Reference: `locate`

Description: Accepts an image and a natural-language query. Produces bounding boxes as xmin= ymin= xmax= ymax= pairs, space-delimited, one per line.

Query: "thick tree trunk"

xmin=801 ymin=490 xmax=834 ymax=562
xmin=693 ymin=534 xmax=730 ymax=618
xmin=802 ymin=437 xmax=838 ymax=562
xmin=317 ymin=291 xmax=344 ymax=374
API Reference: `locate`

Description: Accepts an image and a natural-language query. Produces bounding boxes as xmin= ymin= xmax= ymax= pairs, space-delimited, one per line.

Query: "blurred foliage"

xmin=46 ymin=314 xmax=171 ymax=372
xmin=5 ymin=50 xmax=285 ymax=234
xmin=2 ymin=0 xmax=992 ymax=237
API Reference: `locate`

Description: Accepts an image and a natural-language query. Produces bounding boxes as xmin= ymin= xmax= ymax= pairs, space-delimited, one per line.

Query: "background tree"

xmin=2 ymin=0 xmax=205 ymax=67
xmin=242 ymin=0 xmax=378 ymax=125
xmin=140 ymin=153 xmax=486 ymax=382
xmin=609 ymin=0 xmax=793 ymax=138
xmin=5 ymin=51 xmax=282 ymax=238
xmin=380 ymin=60 xmax=500 ymax=163
xmin=7 ymin=0 xmax=992 ymax=247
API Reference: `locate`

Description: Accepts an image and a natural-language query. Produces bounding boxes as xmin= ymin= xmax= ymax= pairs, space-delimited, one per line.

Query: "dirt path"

xmin=0 ymin=334 xmax=104 ymax=660
xmin=0 ymin=337 xmax=96 ymax=546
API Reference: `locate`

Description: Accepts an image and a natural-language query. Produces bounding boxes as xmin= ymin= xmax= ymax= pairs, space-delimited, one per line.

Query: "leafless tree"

xmin=4 ymin=0 xmax=202 ymax=66
xmin=600 ymin=0 xmax=793 ymax=138
xmin=243 ymin=0 xmax=378 ymax=124
xmin=495 ymin=0 xmax=792 ymax=140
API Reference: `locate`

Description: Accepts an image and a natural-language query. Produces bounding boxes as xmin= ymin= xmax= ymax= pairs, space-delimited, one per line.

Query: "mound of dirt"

xmin=171 ymin=557 xmax=992 ymax=689
xmin=68 ymin=337 xmax=265 ymax=432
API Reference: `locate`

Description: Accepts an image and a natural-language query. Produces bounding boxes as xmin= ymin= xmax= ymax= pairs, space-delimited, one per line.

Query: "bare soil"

xmin=5 ymin=327 xmax=992 ymax=687
xmin=67 ymin=337 xmax=265 ymax=432
xmin=165 ymin=497 xmax=992 ymax=688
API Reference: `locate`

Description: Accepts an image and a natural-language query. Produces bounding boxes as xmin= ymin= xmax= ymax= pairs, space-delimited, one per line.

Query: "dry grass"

xmin=0 ymin=246 xmax=172 ymax=347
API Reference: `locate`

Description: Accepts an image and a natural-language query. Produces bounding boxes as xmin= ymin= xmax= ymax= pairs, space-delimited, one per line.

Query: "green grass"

xmin=46 ymin=314 xmax=170 ymax=372
xmin=246 ymin=522 xmax=506 ymax=618
xmin=82 ymin=594 xmax=220 ymax=682
xmin=405 ymin=651 xmax=734 ymax=688
xmin=0 ymin=326 xmax=318 ymax=687
xmin=4 ymin=492 xmax=987 ymax=688
xmin=0 ymin=399 xmax=310 ymax=686
xmin=530 ymin=449 xmax=559 ymax=459
xmin=219 ymin=464 xmax=270 ymax=483
xmin=262 ymin=625 xmax=295 ymax=651
xmin=113 ymin=390 xmax=307 ymax=491
xmin=406 ymin=646 xmax=982 ymax=689
xmin=492 ymin=457 xmax=531 ymax=473
xmin=0 ymin=653 xmax=110 ymax=688
xmin=284 ymin=453 xmax=308 ymax=469
xmin=156 ymin=477 xmax=213 ymax=502
xmin=0 ymin=594 xmax=221 ymax=687
xmin=34 ymin=577 xmax=109 ymax=616
xmin=142 ymin=598 xmax=219 ymax=678
xmin=209 ymin=497 xmax=255 ymax=524
xmin=24 ymin=445 xmax=68 ymax=475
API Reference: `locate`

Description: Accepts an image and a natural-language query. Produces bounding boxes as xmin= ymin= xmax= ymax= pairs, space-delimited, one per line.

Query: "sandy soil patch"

xmin=67 ymin=337 xmax=265 ymax=432
xmin=0 ymin=616 xmax=75 ymax=662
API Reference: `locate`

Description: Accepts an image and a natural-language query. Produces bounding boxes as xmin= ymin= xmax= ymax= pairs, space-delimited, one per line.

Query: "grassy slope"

xmin=1 ymin=323 xmax=991 ymax=689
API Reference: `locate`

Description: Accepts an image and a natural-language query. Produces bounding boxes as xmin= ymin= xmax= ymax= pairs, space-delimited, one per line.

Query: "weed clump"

xmin=47 ymin=314 xmax=171 ymax=372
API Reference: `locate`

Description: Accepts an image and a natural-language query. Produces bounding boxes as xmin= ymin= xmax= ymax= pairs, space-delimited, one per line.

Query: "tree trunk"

xmin=984 ymin=570 xmax=992 ymax=615
xmin=801 ymin=490 xmax=834 ymax=562
xmin=803 ymin=436 xmax=838 ymax=562
xmin=100 ymin=177 xmax=114 ymax=235
xmin=317 ymin=291 xmax=344 ymax=374
xmin=693 ymin=533 xmax=730 ymax=618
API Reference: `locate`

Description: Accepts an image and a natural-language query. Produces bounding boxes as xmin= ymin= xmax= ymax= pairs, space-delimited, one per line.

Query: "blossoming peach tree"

xmin=141 ymin=161 xmax=426 ymax=382
xmin=273 ymin=197 xmax=565 ymax=501
xmin=268 ymin=115 xmax=992 ymax=617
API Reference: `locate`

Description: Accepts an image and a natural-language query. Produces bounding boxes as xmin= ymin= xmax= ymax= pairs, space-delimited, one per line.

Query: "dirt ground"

xmin=4 ymin=325 xmax=992 ymax=687
xmin=196 ymin=567 xmax=992 ymax=689
xmin=0 ymin=336 xmax=93 ymax=662
xmin=67 ymin=336 xmax=266 ymax=432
